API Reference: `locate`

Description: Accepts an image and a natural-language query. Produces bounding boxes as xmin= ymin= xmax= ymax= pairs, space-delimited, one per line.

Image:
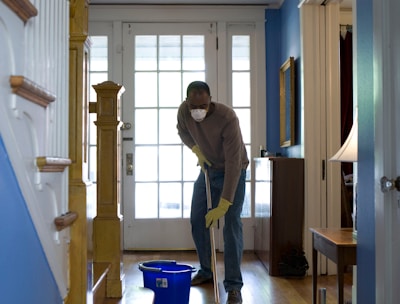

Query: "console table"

xmin=310 ymin=228 xmax=356 ymax=304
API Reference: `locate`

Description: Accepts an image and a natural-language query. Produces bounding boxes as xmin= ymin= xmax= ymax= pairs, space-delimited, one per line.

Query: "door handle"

xmin=380 ymin=176 xmax=400 ymax=192
xmin=121 ymin=122 xmax=132 ymax=130
xmin=126 ymin=153 xmax=133 ymax=175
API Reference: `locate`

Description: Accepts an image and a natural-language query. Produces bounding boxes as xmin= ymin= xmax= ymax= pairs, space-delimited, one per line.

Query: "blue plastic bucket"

xmin=138 ymin=260 xmax=196 ymax=304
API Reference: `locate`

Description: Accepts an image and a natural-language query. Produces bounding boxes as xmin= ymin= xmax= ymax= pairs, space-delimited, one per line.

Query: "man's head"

xmin=186 ymin=81 xmax=210 ymax=98
xmin=186 ymin=81 xmax=211 ymax=109
xmin=186 ymin=81 xmax=211 ymax=122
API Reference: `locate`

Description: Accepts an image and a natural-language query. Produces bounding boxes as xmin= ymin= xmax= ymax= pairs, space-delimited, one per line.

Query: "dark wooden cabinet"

xmin=254 ymin=157 xmax=305 ymax=276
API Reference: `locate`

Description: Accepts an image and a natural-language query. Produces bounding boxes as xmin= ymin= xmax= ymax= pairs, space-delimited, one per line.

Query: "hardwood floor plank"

xmin=104 ymin=251 xmax=353 ymax=304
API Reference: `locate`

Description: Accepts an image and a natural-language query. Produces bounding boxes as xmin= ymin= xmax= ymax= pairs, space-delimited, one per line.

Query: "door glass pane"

xmin=232 ymin=72 xmax=250 ymax=107
xmin=159 ymin=35 xmax=181 ymax=70
xmin=159 ymin=183 xmax=181 ymax=218
xmin=231 ymin=34 xmax=252 ymax=218
xmin=135 ymin=35 xmax=157 ymax=70
xmin=234 ymin=108 xmax=250 ymax=144
xmin=159 ymin=72 xmax=182 ymax=107
xmin=159 ymin=109 xmax=182 ymax=144
xmin=232 ymin=35 xmax=250 ymax=70
xmin=159 ymin=145 xmax=182 ymax=181
xmin=90 ymin=36 xmax=108 ymax=71
xmin=135 ymin=109 xmax=158 ymax=144
xmin=135 ymin=146 xmax=158 ymax=181
xmin=183 ymin=36 xmax=205 ymax=70
xmin=135 ymin=183 xmax=158 ymax=218
xmin=135 ymin=72 xmax=158 ymax=107
xmin=183 ymin=182 xmax=194 ymax=218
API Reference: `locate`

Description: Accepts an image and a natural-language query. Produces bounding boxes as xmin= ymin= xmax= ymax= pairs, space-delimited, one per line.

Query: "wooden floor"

xmin=104 ymin=250 xmax=353 ymax=304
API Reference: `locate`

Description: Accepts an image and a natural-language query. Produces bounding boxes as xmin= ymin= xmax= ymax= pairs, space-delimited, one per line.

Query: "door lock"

xmin=126 ymin=153 xmax=133 ymax=175
xmin=380 ymin=176 xmax=400 ymax=193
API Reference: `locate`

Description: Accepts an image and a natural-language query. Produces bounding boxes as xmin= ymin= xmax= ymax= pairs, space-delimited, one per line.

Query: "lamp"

xmin=330 ymin=110 xmax=358 ymax=239
xmin=330 ymin=112 xmax=358 ymax=162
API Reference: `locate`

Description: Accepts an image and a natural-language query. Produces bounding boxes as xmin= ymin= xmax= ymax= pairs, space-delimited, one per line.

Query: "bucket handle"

xmin=138 ymin=260 xmax=196 ymax=273
xmin=164 ymin=265 xmax=196 ymax=274
xmin=139 ymin=260 xmax=177 ymax=272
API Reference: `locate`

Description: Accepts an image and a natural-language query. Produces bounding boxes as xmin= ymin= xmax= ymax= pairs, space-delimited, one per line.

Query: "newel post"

xmin=91 ymin=81 xmax=125 ymax=298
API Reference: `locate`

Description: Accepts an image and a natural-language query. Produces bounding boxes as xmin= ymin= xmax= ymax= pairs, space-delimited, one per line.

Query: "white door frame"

xmin=89 ymin=5 xmax=266 ymax=251
xmin=299 ymin=1 xmax=342 ymax=275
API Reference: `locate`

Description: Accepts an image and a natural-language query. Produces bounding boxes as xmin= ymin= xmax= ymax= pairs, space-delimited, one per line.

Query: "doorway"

xmin=88 ymin=6 xmax=267 ymax=251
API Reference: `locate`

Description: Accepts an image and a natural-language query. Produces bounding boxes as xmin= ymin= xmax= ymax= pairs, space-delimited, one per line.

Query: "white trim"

xmin=324 ymin=2 xmax=342 ymax=229
xmin=324 ymin=2 xmax=343 ymax=276
xmin=300 ymin=2 xmax=342 ymax=276
xmin=300 ymin=3 xmax=326 ymax=275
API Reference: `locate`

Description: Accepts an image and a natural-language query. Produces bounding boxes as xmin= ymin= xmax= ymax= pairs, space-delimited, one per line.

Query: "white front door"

xmin=121 ymin=22 xmax=218 ymax=249
xmin=374 ymin=0 xmax=400 ymax=302
xmin=119 ymin=20 xmax=263 ymax=250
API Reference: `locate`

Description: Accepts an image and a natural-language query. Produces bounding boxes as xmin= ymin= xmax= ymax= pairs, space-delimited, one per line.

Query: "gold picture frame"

xmin=279 ymin=56 xmax=295 ymax=147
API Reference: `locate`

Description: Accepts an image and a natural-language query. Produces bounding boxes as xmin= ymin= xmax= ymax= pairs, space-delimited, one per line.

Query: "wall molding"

xmin=2 ymin=0 xmax=37 ymax=23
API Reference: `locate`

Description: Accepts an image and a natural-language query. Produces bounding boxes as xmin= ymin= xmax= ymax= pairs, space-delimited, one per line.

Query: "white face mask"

xmin=190 ymin=109 xmax=207 ymax=122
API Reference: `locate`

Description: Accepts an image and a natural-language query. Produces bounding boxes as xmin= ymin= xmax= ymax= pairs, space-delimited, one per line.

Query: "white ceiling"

xmin=90 ymin=0 xmax=352 ymax=8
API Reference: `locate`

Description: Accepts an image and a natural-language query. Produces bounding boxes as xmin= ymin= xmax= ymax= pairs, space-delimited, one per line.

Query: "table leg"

xmin=337 ymin=253 xmax=344 ymax=304
xmin=312 ymin=239 xmax=317 ymax=304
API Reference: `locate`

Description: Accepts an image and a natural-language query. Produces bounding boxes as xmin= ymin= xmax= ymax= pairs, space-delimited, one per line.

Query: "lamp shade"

xmin=330 ymin=111 xmax=358 ymax=162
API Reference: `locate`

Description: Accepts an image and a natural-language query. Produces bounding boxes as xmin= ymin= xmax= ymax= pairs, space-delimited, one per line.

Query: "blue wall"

xmin=0 ymin=136 xmax=62 ymax=304
xmin=265 ymin=0 xmax=302 ymax=157
xmin=356 ymin=0 xmax=375 ymax=302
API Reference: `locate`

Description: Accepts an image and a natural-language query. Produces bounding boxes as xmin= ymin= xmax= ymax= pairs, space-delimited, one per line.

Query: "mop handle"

xmin=204 ymin=167 xmax=220 ymax=304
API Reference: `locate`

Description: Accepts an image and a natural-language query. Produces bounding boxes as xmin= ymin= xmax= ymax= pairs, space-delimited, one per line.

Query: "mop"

xmin=204 ymin=167 xmax=220 ymax=304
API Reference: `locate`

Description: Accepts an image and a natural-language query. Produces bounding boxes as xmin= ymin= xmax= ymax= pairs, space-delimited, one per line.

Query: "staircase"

xmin=1 ymin=0 xmax=71 ymax=300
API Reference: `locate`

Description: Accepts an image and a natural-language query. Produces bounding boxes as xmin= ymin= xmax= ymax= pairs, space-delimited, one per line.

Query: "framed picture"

xmin=279 ymin=56 xmax=295 ymax=147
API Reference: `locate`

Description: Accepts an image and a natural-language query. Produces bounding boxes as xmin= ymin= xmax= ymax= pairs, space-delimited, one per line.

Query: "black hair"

xmin=186 ymin=81 xmax=210 ymax=97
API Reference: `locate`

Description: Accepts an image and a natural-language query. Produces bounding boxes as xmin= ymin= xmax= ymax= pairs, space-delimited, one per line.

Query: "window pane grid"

xmin=232 ymin=34 xmax=252 ymax=217
xmin=133 ymin=34 xmax=205 ymax=219
xmin=89 ymin=31 xmax=254 ymax=219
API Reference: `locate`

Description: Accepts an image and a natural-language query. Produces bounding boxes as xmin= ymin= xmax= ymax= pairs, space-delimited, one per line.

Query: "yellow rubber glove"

xmin=192 ymin=145 xmax=212 ymax=171
xmin=205 ymin=198 xmax=232 ymax=228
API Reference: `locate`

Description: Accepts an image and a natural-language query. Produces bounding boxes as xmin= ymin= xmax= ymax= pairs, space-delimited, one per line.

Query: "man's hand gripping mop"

xmin=204 ymin=166 xmax=220 ymax=304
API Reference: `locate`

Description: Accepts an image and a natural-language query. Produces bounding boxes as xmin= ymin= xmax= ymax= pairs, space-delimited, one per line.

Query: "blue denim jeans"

xmin=190 ymin=168 xmax=246 ymax=292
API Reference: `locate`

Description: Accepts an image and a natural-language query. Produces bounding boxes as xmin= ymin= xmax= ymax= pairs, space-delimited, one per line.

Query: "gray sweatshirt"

xmin=177 ymin=100 xmax=249 ymax=202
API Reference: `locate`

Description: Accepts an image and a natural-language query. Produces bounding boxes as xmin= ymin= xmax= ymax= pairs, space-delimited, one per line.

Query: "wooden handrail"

xmin=54 ymin=212 xmax=78 ymax=231
xmin=36 ymin=157 xmax=71 ymax=172
xmin=2 ymin=0 xmax=38 ymax=23
xmin=10 ymin=76 xmax=56 ymax=108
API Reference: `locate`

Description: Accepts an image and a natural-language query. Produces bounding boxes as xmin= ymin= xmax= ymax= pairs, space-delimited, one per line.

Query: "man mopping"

xmin=177 ymin=81 xmax=249 ymax=304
